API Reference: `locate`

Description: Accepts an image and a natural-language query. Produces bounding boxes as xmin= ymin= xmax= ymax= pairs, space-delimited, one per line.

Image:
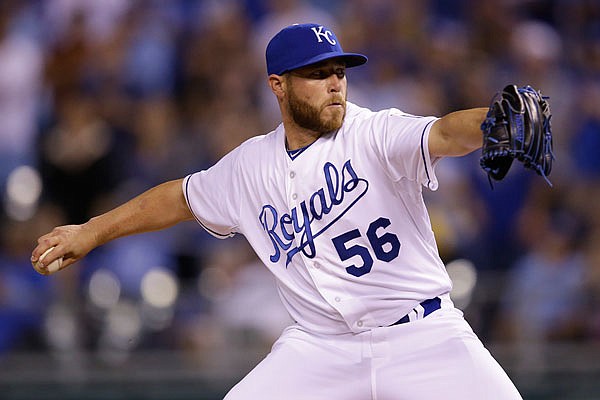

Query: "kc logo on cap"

xmin=311 ymin=26 xmax=337 ymax=45
xmin=266 ymin=23 xmax=367 ymax=76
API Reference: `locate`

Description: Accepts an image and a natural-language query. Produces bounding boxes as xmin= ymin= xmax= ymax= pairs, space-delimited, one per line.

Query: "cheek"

xmin=303 ymin=81 xmax=330 ymax=98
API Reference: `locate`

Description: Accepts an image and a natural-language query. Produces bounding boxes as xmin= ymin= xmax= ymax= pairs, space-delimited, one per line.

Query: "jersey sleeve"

xmin=372 ymin=109 xmax=441 ymax=191
xmin=183 ymin=150 xmax=241 ymax=238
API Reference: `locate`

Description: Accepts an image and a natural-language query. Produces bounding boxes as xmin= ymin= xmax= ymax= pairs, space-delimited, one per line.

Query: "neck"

xmin=283 ymin=120 xmax=323 ymax=151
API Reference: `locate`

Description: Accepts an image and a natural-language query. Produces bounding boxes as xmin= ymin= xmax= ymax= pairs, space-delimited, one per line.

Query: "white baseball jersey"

xmin=183 ymin=102 xmax=453 ymax=335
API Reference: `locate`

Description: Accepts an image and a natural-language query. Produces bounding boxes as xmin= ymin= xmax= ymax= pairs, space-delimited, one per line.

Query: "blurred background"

xmin=0 ymin=0 xmax=599 ymax=399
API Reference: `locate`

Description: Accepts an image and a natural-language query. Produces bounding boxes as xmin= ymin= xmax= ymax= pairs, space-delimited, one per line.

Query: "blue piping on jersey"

xmin=185 ymin=175 xmax=233 ymax=238
xmin=420 ymin=120 xmax=435 ymax=188
xmin=286 ymin=142 xmax=312 ymax=160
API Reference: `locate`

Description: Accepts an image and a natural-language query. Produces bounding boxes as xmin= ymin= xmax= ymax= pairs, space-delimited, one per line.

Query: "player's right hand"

xmin=31 ymin=224 xmax=97 ymax=273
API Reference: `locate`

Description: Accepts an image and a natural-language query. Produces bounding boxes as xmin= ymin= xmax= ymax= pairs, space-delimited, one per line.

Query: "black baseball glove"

xmin=480 ymin=84 xmax=554 ymax=186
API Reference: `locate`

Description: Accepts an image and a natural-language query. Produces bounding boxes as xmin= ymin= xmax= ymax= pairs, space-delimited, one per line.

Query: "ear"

xmin=268 ymin=74 xmax=286 ymax=100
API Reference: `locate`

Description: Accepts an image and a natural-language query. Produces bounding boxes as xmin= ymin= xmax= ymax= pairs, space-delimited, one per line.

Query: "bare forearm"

xmin=32 ymin=178 xmax=194 ymax=270
xmin=87 ymin=178 xmax=193 ymax=246
xmin=430 ymin=108 xmax=487 ymax=157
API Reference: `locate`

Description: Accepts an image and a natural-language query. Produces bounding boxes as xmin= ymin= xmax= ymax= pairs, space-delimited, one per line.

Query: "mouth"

xmin=326 ymin=101 xmax=345 ymax=108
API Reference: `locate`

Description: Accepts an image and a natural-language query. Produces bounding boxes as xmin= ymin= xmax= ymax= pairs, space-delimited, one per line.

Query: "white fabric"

xmin=224 ymin=308 xmax=522 ymax=400
xmin=184 ymin=102 xmax=521 ymax=399
xmin=184 ymin=102 xmax=451 ymax=334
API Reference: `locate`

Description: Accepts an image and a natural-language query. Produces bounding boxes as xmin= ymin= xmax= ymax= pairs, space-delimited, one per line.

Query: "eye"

xmin=309 ymin=68 xmax=346 ymax=79
xmin=310 ymin=70 xmax=329 ymax=79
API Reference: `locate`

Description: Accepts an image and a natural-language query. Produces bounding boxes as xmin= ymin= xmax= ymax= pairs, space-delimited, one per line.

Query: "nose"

xmin=328 ymin=74 xmax=344 ymax=93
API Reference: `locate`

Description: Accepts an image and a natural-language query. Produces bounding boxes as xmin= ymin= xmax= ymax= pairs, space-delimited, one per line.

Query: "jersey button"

xmin=334 ymin=296 xmax=341 ymax=302
xmin=289 ymin=171 xmax=296 ymax=178
xmin=292 ymin=193 xmax=298 ymax=200
xmin=356 ymin=320 xmax=364 ymax=327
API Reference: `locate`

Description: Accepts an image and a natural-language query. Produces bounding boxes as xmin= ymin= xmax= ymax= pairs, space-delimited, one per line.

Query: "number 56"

xmin=331 ymin=217 xmax=401 ymax=277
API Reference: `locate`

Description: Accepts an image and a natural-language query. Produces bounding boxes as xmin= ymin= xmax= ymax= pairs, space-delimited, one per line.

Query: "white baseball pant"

xmin=224 ymin=307 xmax=522 ymax=400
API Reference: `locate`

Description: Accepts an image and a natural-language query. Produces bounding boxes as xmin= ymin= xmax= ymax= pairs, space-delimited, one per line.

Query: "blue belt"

xmin=389 ymin=297 xmax=442 ymax=326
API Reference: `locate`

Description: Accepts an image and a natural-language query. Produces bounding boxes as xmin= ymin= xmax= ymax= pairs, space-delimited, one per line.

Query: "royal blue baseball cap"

xmin=266 ymin=23 xmax=368 ymax=75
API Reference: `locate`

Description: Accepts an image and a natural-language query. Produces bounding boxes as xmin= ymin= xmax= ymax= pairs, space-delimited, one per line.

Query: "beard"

xmin=286 ymin=87 xmax=346 ymax=134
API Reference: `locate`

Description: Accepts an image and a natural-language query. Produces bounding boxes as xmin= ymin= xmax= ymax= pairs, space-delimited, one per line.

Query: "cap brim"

xmin=276 ymin=52 xmax=368 ymax=75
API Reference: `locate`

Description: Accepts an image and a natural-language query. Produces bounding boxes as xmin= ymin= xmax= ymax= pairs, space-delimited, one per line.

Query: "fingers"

xmin=32 ymin=246 xmax=62 ymax=275
xmin=31 ymin=232 xmax=61 ymax=264
xmin=31 ymin=226 xmax=75 ymax=270
xmin=31 ymin=224 xmax=95 ymax=275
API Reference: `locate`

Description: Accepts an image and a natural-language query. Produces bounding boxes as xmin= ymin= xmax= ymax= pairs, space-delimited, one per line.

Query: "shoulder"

xmin=344 ymin=101 xmax=376 ymax=123
xmin=343 ymin=102 xmax=422 ymax=136
xmin=345 ymin=102 xmax=418 ymax=124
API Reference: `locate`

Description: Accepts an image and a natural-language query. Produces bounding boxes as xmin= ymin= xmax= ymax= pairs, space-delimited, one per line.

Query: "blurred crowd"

xmin=1 ymin=0 xmax=600 ymax=368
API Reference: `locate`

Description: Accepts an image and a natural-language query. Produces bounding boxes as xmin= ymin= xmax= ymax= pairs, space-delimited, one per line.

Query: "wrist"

xmin=83 ymin=216 xmax=108 ymax=247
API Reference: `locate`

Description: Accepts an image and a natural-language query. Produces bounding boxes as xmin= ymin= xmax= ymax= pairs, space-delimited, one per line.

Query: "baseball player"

xmin=32 ymin=23 xmax=523 ymax=399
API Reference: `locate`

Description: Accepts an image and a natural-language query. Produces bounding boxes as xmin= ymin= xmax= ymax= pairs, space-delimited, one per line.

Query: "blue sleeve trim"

xmin=420 ymin=120 xmax=435 ymax=188
xmin=185 ymin=174 xmax=233 ymax=239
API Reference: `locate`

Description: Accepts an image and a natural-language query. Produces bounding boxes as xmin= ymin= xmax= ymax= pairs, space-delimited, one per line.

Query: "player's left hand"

xmin=479 ymin=84 xmax=554 ymax=186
